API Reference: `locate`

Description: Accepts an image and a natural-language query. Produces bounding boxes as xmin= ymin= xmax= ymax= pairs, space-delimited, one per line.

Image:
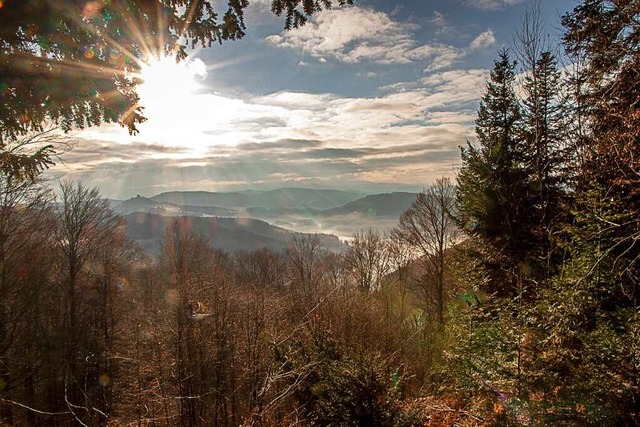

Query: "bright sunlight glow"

xmin=122 ymin=54 xmax=267 ymax=156
xmin=134 ymin=55 xmax=214 ymax=153
xmin=138 ymin=56 xmax=207 ymax=117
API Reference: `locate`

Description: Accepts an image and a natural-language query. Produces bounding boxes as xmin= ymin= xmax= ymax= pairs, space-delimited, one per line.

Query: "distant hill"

xmin=124 ymin=212 xmax=346 ymax=255
xmin=321 ymin=192 xmax=418 ymax=217
xmin=246 ymin=192 xmax=418 ymax=218
xmin=117 ymin=195 xmax=237 ymax=217
xmin=150 ymin=188 xmax=363 ymax=210
xmin=117 ymin=189 xmax=419 ymax=240
xmin=118 ymin=195 xmax=165 ymax=212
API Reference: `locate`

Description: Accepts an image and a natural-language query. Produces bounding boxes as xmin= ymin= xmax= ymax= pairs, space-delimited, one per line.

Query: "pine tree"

xmin=455 ymin=49 xmax=545 ymax=412
xmin=518 ymin=51 xmax=568 ymax=277
xmin=456 ymin=49 xmax=531 ymax=295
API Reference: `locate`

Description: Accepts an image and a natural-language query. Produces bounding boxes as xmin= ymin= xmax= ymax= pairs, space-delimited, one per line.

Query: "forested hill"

xmin=116 ymin=191 xmax=420 ymax=240
xmin=321 ymin=192 xmax=418 ymax=217
xmin=118 ymin=191 xmax=418 ymax=218
xmin=125 ymin=212 xmax=346 ymax=255
xmin=150 ymin=188 xmax=364 ymax=210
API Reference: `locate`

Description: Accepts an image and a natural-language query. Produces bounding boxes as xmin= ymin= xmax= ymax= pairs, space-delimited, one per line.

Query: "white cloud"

xmin=390 ymin=4 xmax=404 ymax=17
xmin=356 ymin=71 xmax=378 ymax=78
xmin=420 ymin=69 xmax=489 ymax=94
xmin=265 ymin=7 xmax=418 ymax=64
xmin=418 ymin=69 xmax=489 ymax=109
xmin=423 ymin=47 xmax=465 ymax=72
xmin=430 ymin=11 xmax=446 ymax=28
xmin=377 ymin=69 xmax=488 ymax=114
xmin=469 ymin=29 xmax=496 ymax=50
xmin=466 ymin=0 xmax=524 ymax=10
xmin=266 ymin=7 xmax=495 ymax=72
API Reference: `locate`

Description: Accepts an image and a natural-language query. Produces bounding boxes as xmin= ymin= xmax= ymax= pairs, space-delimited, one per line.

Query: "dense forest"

xmin=0 ymin=0 xmax=639 ymax=425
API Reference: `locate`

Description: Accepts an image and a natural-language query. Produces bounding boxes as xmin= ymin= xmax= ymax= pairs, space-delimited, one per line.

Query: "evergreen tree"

xmin=456 ymin=49 xmax=530 ymax=295
xmin=557 ymin=1 xmax=640 ymax=422
xmin=454 ymin=48 xmax=559 ymax=418
xmin=518 ymin=50 xmax=568 ymax=277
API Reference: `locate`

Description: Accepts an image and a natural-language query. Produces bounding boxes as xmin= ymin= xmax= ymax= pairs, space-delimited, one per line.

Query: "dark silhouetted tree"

xmin=53 ymin=181 xmax=122 ymax=421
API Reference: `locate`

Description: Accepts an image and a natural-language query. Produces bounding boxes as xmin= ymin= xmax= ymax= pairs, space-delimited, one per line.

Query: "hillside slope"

xmin=125 ymin=212 xmax=346 ymax=255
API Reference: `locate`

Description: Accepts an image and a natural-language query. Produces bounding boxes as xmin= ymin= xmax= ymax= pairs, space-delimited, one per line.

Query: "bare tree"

xmin=285 ymin=235 xmax=323 ymax=296
xmin=158 ymin=217 xmax=244 ymax=426
xmin=394 ymin=177 xmax=459 ymax=326
xmin=513 ymin=0 xmax=549 ymax=73
xmin=344 ymin=229 xmax=391 ymax=292
xmin=53 ymin=181 xmax=122 ymax=422
xmin=0 ymin=178 xmax=55 ymax=424
xmin=234 ymin=248 xmax=287 ymax=290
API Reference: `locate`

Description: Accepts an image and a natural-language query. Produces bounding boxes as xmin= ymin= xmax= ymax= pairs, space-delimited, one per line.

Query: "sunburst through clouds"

xmin=136 ymin=55 xmax=208 ymax=144
xmin=74 ymin=0 xmax=228 ymax=154
xmin=80 ymin=1 xmax=197 ymax=120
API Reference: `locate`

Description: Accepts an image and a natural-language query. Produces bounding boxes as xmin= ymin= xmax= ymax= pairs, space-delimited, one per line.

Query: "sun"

xmin=127 ymin=53 xmax=248 ymax=154
xmin=137 ymin=55 xmax=207 ymax=120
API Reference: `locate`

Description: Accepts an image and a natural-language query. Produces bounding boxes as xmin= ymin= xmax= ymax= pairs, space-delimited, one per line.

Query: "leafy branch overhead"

xmin=272 ymin=0 xmax=354 ymax=29
xmin=0 ymin=0 xmax=354 ymax=144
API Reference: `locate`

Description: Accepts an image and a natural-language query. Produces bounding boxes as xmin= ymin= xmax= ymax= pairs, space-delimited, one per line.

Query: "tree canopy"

xmin=456 ymin=49 xmax=529 ymax=262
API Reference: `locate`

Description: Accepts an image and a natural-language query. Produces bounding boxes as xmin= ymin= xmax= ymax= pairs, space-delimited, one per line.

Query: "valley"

xmin=114 ymin=188 xmax=419 ymax=252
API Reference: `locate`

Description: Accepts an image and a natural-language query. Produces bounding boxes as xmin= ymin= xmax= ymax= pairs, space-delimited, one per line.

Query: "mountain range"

xmin=149 ymin=188 xmax=364 ymax=210
xmin=114 ymin=188 xmax=419 ymax=254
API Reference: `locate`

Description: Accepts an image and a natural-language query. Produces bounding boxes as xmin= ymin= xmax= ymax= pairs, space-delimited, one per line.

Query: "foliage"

xmin=449 ymin=2 xmax=640 ymax=425
xmin=282 ymin=329 xmax=400 ymax=426
xmin=518 ymin=50 xmax=569 ymax=274
xmin=456 ymin=49 xmax=533 ymax=278
xmin=563 ymin=0 xmax=640 ymax=287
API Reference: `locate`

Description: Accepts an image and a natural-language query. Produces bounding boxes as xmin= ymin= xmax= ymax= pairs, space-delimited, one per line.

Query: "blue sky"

xmin=52 ymin=0 xmax=576 ymax=199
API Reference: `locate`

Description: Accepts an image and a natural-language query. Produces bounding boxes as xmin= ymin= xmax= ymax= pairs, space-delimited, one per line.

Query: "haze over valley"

xmin=114 ymin=187 xmax=420 ymax=252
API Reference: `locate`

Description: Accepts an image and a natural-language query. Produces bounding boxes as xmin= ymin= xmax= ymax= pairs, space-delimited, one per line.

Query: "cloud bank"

xmin=265 ymin=7 xmax=496 ymax=71
xmin=52 ymin=67 xmax=487 ymax=198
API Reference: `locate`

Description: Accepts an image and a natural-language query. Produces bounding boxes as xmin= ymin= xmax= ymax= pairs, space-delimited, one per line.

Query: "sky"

xmin=50 ymin=0 xmax=576 ymax=199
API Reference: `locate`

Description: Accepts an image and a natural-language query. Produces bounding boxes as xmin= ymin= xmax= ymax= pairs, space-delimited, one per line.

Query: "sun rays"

xmin=35 ymin=1 xmax=237 ymax=154
xmin=35 ymin=1 xmax=223 ymax=134
xmin=137 ymin=55 xmax=207 ymax=116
